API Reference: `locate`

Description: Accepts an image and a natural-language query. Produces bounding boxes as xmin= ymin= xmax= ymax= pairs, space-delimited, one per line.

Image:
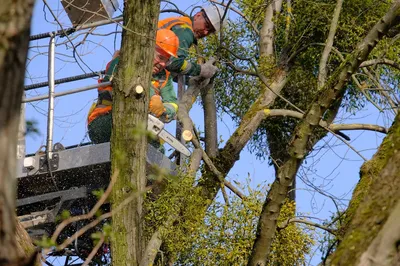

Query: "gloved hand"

xmin=149 ymin=95 xmax=165 ymax=117
xmin=199 ymin=60 xmax=218 ymax=79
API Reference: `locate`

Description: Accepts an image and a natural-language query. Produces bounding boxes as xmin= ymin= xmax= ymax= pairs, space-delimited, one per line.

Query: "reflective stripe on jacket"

xmin=88 ymin=64 xmax=173 ymax=125
xmin=158 ymin=16 xmax=193 ymax=31
xmin=151 ymin=70 xmax=170 ymax=95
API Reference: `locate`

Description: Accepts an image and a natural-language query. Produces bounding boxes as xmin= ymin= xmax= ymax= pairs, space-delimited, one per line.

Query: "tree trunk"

xmin=328 ymin=113 xmax=400 ymax=265
xmin=15 ymin=219 xmax=40 ymax=266
xmin=110 ymin=1 xmax=160 ymax=265
xmin=0 ymin=0 xmax=35 ymax=264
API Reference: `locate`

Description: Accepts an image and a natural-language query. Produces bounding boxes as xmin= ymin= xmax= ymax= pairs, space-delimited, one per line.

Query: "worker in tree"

xmin=159 ymin=5 xmax=227 ymax=79
xmin=87 ymin=29 xmax=179 ymax=144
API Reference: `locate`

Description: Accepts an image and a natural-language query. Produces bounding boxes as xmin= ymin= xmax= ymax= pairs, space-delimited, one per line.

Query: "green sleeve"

xmin=160 ymin=77 xmax=178 ymax=123
xmin=103 ymin=57 xmax=119 ymax=82
xmin=166 ymin=25 xmax=201 ymax=76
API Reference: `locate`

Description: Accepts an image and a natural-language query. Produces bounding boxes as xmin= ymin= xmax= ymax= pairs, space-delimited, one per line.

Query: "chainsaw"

xmin=147 ymin=114 xmax=191 ymax=157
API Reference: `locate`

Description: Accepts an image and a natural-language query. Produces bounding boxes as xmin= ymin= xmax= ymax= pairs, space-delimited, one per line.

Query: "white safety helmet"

xmin=202 ymin=5 xmax=228 ymax=32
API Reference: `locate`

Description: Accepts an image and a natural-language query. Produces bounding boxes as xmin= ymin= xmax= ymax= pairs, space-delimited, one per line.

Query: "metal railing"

xmin=24 ymin=16 xmax=125 ymax=160
xmin=23 ymin=9 xmax=187 ymax=162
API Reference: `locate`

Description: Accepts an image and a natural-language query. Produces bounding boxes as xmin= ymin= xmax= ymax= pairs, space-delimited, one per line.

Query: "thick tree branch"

xmin=318 ymin=0 xmax=344 ymax=89
xmin=201 ymin=80 xmax=218 ymax=157
xmin=284 ymin=0 xmax=292 ymax=44
xmin=329 ymin=123 xmax=388 ymax=134
xmin=263 ymin=109 xmax=388 ymax=134
xmin=140 ymin=231 xmax=162 ymax=266
xmin=259 ymin=0 xmax=283 ymax=57
xmin=360 ymin=58 xmax=400 ymax=70
xmin=177 ymin=75 xmax=211 ymax=141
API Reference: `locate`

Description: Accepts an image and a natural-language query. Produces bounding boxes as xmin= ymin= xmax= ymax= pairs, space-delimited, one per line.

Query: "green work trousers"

xmin=88 ymin=113 xmax=165 ymax=153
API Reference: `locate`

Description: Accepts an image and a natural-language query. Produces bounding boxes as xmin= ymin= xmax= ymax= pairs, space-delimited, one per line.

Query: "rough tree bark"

xmin=327 ymin=113 xmax=400 ymax=265
xmin=0 ymin=1 xmax=36 ymax=265
xmin=110 ymin=0 xmax=160 ymax=265
xmin=201 ymin=81 xmax=218 ymax=157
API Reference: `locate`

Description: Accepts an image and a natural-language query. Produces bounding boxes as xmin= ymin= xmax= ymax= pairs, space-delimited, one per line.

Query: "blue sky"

xmin=25 ymin=0 xmax=392 ymax=263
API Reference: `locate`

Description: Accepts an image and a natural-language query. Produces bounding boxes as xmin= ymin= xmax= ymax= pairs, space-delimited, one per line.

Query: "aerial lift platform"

xmin=16 ymin=143 xmax=175 ymax=238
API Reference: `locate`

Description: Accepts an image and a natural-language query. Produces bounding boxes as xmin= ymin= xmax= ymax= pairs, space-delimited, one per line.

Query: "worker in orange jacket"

xmin=87 ymin=29 xmax=179 ymax=144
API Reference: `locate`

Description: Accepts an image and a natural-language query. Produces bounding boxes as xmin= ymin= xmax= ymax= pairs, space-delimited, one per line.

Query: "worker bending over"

xmin=87 ymin=29 xmax=179 ymax=144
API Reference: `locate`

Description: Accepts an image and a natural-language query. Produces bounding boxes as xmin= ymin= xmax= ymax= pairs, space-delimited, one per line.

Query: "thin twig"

xmin=42 ymin=0 xmax=95 ymax=73
xmin=54 ymin=184 xmax=154 ymax=252
xmin=191 ymin=127 xmax=246 ymax=200
xmin=50 ymin=170 xmax=118 ymax=244
xmin=82 ymin=234 xmax=105 ymax=266
xmin=210 ymin=0 xmax=260 ymax=35
xmin=363 ymin=67 xmax=398 ymax=114
xmin=351 ymin=74 xmax=384 ymax=112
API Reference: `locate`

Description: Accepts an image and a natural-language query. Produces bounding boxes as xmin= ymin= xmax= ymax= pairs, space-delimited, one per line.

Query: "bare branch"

xmin=55 ymin=184 xmax=154 ymax=252
xmin=191 ymin=130 xmax=246 ymax=200
xmin=82 ymin=234 xmax=105 ymax=266
xmin=263 ymin=109 xmax=388 ymax=134
xmin=360 ymin=58 xmax=400 ymax=71
xmin=329 ymin=123 xmax=388 ymax=134
xmin=42 ymin=0 xmax=95 ymax=73
xmin=362 ymin=67 xmax=398 ymax=114
xmin=221 ymin=185 xmax=230 ymax=205
xmin=177 ymin=76 xmax=209 ymax=141
xmin=189 ymin=148 xmax=203 ymax=173
xmin=351 ymin=74 xmax=384 ymax=112
xmin=50 ymin=170 xmax=118 ymax=244
xmin=140 ymin=231 xmax=162 ymax=266
xmin=264 ymin=108 xmax=304 ymax=119
xmin=318 ymin=0 xmax=344 ymax=89
xmin=279 ymin=218 xmax=337 ymax=235
xmin=289 ymin=43 xmax=345 ymax=63
xmin=177 ymin=76 xmax=246 ymax=200
xmin=226 ymin=61 xmax=258 ymax=76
